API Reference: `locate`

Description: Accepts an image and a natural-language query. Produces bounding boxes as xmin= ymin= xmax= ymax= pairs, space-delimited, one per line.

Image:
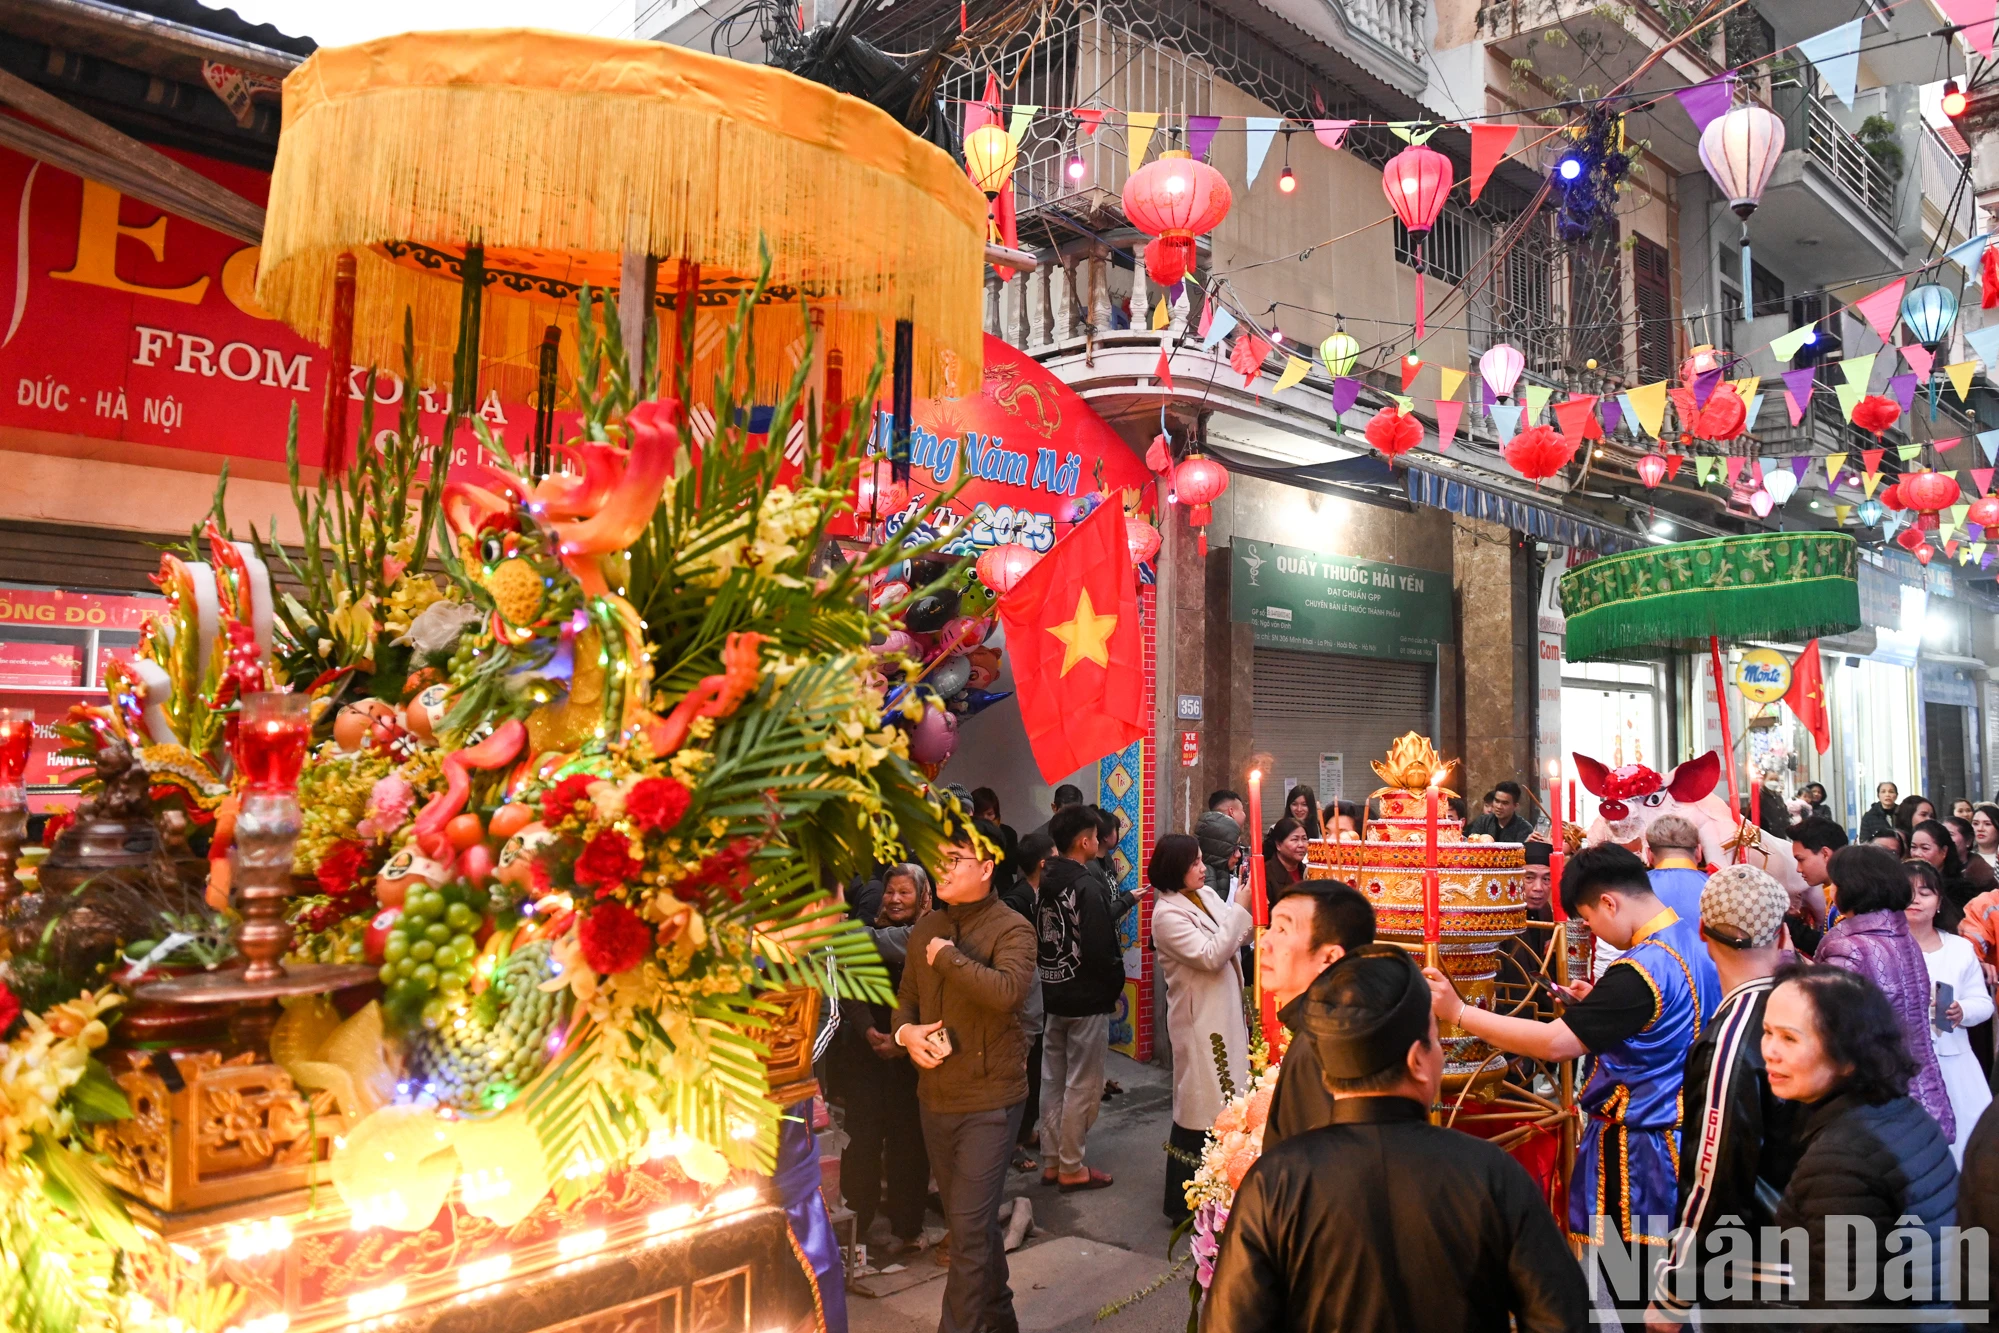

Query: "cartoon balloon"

xmin=871 ymin=630 xmax=917 ymax=659
xmin=927 ymin=653 xmax=972 ymax=698
xmin=903 ymin=590 xmax=960 ymax=633
xmin=908 ymin=705 xmax=959 ymax=765
xmin=965 ymin=646 xmax=1002 ymax=689
xmin=959 ymin=582 xmax=999 ymax=618
xmin=871 ymin=580 xmax=912 ymax=613
xmin=939 ymin=616 xmax=992 ymax=654
xmin=953 ymin=688 xmax=1012 ymax=717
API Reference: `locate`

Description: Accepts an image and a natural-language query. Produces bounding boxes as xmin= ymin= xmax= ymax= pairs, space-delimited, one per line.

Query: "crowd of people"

xmin=826 ymin=777 xmax=1999 ymax=1332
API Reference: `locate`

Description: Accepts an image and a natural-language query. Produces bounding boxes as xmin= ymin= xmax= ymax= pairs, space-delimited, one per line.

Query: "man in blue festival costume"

xmin=1426 ymin=843 xmax=1718 ymax=1325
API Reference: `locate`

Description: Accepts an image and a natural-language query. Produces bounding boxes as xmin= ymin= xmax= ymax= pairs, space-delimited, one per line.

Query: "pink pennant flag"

xmin=1435 ymin=399 xmax=1465 ymax=450
xmin=1937 ymin=0 xmax=1998 ymax=57
xmin=1075 ymin=108 xmax=1106 ymax=136
xmin=1976 ymin=468 xmax=1996 ymax=497
xmin=1901 ymin=343 xmax=1936 ymax=380
xmin=1936 ymin=436 xmax=1963 ymax=452
xmin=1853 ymin=279 xmax=1907 ymax=345
xmin=1725 ymin=456 xmax=1746 ymax=486
xmin=1312 ymin=119 xmax=1356 ymax=151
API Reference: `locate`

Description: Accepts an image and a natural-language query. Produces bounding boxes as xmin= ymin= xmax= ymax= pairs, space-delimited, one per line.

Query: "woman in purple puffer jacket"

xmin=1812 ymin=844 xmax=1955 ymax=1141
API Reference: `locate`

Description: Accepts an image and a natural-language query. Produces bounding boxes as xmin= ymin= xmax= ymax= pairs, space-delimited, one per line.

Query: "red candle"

xmin=1423 ymin=782 xmax=1441 ymax=945
xmin=1547 ymin=760 xmax=1567 ymax=924
xmin=1567 ymin=779 xmax=1576 ymax=822
xmin=235 ymin=692 xmax=310 ymax=793
xmin=0 ymin=709 xmax=33 ymax=787
xmin=1247 ymin=769 xmax=1267 ymax=927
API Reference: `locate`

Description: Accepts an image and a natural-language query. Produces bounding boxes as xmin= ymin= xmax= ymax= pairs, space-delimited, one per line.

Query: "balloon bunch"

xmin=868 ymin=557 xmax=1014 ymax=768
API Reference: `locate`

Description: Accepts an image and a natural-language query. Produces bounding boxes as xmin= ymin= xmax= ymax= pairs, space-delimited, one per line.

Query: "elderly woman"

xmin=1149 ymin=832 xmax=1254 ymax=1223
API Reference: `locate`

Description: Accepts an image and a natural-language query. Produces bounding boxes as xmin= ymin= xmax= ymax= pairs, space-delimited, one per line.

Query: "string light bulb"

xmin=1066 ymin=151 xmax=1086 ymax=181
xmin=1278 ymin=165 xmax=1296 ymax=193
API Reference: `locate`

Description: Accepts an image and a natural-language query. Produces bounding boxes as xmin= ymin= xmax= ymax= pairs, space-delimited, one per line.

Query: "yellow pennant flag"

xmin=1627 ymin=381 xmax=1668 ymax=439
xmin=1953 ymin=503 xmax=1972 ymax=525
xmin=1523 ymin=383 xmax=1553 ymax=425
xmin=1834 ymin=379 xmax=1869 ymax=421
xmin=1976 ymin=541 xmax=1989 ymax=563
xmin=1940 ymin=519 xmax=1959 ymax=543
xmin=1272 ymin=355 xmax=1310 ymax=393
xmin=1835 ymin=505 xmax=1853 ymax=524
xmin=1127 ymin=113 xmax=1160 ymax=174
xmin=1947 ymin=360 xmax=1979 ymax=403
xmin=1729 ymin=374 xmax=1760 ymax=401
xmin=1151 ymin=297 xmax=1170 ymax=331
xmin=1824 ymin=452 xmax=1848 ymax=488
xmin=1840 ymin=352 xmax=1877 ymax=386
xmin=1390 ymin=393 xmax=1416 ymax=414
xmin=1862 ymin=472 xmax=1884 ymax=497
xmin=1438 ymin=367 xmax=1468 ymax=402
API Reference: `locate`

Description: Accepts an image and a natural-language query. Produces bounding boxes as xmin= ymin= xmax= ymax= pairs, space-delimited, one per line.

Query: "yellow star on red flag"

xmin=1048 ymin=587 xmax=1118 ymax=675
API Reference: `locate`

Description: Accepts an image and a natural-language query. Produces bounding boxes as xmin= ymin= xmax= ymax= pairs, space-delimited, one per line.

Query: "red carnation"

xmin=541 ymin=774 xmax=597 ymax=826
xmin=675 ymin=838 xmax=760 ymax=904
xmin=577 ymin=901 xmax=653 ymax=974
xmin=315 ymin=839 xmax=371 ymax=898
xmin=572 ymin=829 xmax=643 ymax=894
xmin=0 ymin=981 xmax=20 ymax=1035
xmin=625 ymin=776 xmax=692 ymax=834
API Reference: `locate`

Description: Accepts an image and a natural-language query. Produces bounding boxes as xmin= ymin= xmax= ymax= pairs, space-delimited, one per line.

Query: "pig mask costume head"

xmin=1574 ymin=748 xmax=1806 ymax=894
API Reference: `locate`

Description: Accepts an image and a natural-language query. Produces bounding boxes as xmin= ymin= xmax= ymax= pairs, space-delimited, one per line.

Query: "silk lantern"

xmin=1749 ymin=490 xmax=1775 ymax=517
xmin=1901 ymin=282 xmax=1959 ymax=351
xmin=974 ymin=542 xmax=1040 ymax=595
xmin=1915 ymin=542 xmax=1937 ymax=566
xmin=1901 ymin=470 xmax=1961 ymax=514
xmin=1698 ymin=104 xmax=1785 ymax=321
xmin=1480 ymin=343 xmax=1526 ymax=401
xmin=1320 ymin=323 xmax=1359 ymax=379
xmin=1763 ymin=467 xmax=1799 ymax=506
xmin=1381 ymin=145 xmax=1454 ymax=338
xmin=964 ymin=125 xmax=1018 ymax=199
xmin=1501 ymin=424 xmax=1577 ymax=487
xmin=1857 ymin=499 xmax=1885 ymax=526
xmin=1123 ymin=150 xmax=1232 ymax=287
xmin=1637 ymin=453 xmax=1668 ymax=488
xmin=1174 ymin=453 xmax=1230 ymax=556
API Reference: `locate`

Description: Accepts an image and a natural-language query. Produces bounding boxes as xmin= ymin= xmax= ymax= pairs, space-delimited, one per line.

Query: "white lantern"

xmin=1764 ymin=468 xmax=1799 ymax=506
xmin=1699 ymin=105 xmax=1785 ymax=219
xmin=1479 ymin=343 xmax=1526 ymax=400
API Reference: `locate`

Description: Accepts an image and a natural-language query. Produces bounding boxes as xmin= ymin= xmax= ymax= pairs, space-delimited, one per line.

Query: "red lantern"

xmin=975 ymin=543 xmax=1041 ymax=595
xmin=1637 ymin=454 xmax=1669 ymax=488
xmin=1380 ymin=145 xmax=1454 ymax=338
xmin=1364 ymin=406 xmax=1424 ymax=459
xmin=1126 ymin=516 xmax=1162 ymax=565
xmin=1502 ymin=424 xmax=1578 ymax=488
xmin=1174 ymin=453 xmax=1231 ymax=556
xmin=1915 ymin=542 xmax=1937 ymax=566
xmin=1880 ymin=481 xmax=1906 ymax=511
xmin=1901 ymin=470 xmax=1961 ymax=514
xmin=1693 ymin=385 xmax=1747 ymax=443
xmin=1123 ymin=151 xmax=1232 ymax=287
xmin=855 ymin=463 xmax=909 ymax=519
xmin=1850 ymin=394 xmax=1901 ymax=441
xmin=1896 ymin=524 xmax=1927 ymax=552
xmin=1968 ymin=497 xmax=1999 ymax=529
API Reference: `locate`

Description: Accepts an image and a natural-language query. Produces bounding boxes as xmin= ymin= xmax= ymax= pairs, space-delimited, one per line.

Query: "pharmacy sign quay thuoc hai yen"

xmin=1230 ymin=539 xmax=1453 ymax=663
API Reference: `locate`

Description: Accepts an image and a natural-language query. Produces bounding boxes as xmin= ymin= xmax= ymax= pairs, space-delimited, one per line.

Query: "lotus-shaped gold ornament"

xmin=1369 ymin=732 xmax=1459 ymax=798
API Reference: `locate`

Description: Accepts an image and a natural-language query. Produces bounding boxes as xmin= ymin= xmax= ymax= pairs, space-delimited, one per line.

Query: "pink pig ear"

xmin=1666 ymin=751 xmax=1722 ymax=803
xmin=1572 ymin=752 xmax=1611 ymax=796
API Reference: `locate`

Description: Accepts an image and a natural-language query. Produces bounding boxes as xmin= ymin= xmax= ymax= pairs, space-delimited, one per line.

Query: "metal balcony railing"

xmin=1776 ymin=92 xmax=1898 ymax=227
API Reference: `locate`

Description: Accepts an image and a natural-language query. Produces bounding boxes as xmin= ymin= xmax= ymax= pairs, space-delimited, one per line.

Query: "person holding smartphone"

xmin=892 ymin=811 xmax=1039 ymax=1333
xmin=1906 ymin=857 xmax=1992 ymax=1165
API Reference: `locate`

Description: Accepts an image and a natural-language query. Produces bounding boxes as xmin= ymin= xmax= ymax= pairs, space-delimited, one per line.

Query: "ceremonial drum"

xmin=1308 ymin=787 xmax=1526 ymax=1089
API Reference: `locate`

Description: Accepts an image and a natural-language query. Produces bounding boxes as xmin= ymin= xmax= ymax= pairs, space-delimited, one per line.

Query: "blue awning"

xmin=1404 ymin=467 xmax=1635 ymax=551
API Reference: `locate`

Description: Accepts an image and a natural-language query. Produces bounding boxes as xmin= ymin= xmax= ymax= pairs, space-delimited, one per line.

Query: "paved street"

xmin=844 ymin=1053 xmax=1195 ymax=1333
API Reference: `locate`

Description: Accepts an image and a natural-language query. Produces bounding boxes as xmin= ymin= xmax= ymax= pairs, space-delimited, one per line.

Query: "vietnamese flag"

xmin=997 ymin=500 xmax=1147 ymax=781
xmin=1783 ymin=639 xmax=1831 ymax=755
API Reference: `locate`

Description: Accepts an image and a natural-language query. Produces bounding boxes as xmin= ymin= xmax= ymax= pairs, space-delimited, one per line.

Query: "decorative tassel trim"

xmin=1563 ymin=578 xmax=1861 ymax=662
xmin=259 ymin=30 xmax=989 ymax=400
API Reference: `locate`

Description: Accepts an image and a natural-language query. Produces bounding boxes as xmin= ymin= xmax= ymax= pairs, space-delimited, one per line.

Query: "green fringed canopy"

xmin=1559 ymin=532 xmax=1861 ymax=663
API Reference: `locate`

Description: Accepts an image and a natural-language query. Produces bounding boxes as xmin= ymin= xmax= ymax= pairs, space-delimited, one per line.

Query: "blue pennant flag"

xmin=1201 ymin=305 xmax=1238 ymax=351
xmin=1490 ymin=403 xmax=1523 ymax=439
xmin=1968 ymin=324 xmax=1999 ymax=371
xmin=1796 ymin=20 xmax=1861 ymax=107
xmin=1980 ymin=429 xmax=1999 ymax=466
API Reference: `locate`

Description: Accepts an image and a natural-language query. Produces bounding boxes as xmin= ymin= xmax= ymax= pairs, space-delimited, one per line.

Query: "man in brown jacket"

xmin=893 ymin=813 xmax=1037 ymax=1333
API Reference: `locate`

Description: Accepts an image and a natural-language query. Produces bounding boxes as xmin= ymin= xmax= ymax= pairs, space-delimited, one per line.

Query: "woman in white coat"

xmin=1150 ymin=832 xmax=1255 ymax=1222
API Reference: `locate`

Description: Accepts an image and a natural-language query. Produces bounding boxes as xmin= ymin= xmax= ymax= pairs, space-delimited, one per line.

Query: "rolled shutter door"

xmin=1250 ymin=646 xmax=1435 ymax=800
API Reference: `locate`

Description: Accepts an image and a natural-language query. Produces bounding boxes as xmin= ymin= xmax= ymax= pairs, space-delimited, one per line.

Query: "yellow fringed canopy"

xmin=258 ymin=29 xmax=988 ymax=402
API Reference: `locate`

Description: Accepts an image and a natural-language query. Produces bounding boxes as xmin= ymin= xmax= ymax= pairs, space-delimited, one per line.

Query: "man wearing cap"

xmin=1205 ymin=946 xmax=1587 ymax=1332
xmin=1501 ymin=842 xmax=1557 ymax=1018
xmin=1645 ymin=865 xmax=1802 ymax=1331
xmin=1426 ymin=843 xmax=1718 ymax=1323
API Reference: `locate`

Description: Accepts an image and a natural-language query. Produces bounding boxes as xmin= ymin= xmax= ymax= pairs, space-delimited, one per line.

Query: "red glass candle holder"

xmin=0 ymin=707 xmax=33 ymax=789
xmin=235 ymin=693 xmax=310 ymax=794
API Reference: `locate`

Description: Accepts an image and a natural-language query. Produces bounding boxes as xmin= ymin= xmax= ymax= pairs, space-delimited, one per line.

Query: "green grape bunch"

xmin=403 ymin=938 xmax=573 ymax=1112
xmin=378 ymin=880 xmax=492 ymax=1029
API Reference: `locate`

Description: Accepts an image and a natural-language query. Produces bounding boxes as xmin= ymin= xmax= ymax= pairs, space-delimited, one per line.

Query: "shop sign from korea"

xmin=0 ymin=146 xmax=577 ymax=470
xmin=1229 ymin=539 xmax=1453 ymax=663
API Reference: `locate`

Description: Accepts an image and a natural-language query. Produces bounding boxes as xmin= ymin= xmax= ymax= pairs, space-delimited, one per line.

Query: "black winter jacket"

xmin=1036 ymin=855 xmax=1137 ymax=1017
xmin=1772 ymin=1091 xmax=1958 ymax=1330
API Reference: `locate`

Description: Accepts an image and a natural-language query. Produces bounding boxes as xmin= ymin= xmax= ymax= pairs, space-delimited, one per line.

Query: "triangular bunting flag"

xmin=1676 ymin=77 xmax=1733 ymax=133
xmin=1724 ymin=456 xmax=1746 ymax=486
xmin=1151 ymin=297 xmax=1170 ymax=331
xmin=1730 ymin=375 xmax=1760 ymax=402
xmin=1600 ymin=397 xmax=1623 ymax=435
xmin=1692 ymin=367 xmax=1723 ymax=408
xmin=1941 ymin=520 xmax=1960 ymax=543
xmin=1389 ymin=393 xmax=1415 ymax=414
xmin=1982 ymin=429 xmax=1999 ymax=465
xmin=1839 ymin=352 xmax=1878 ymax=386
xmin=1897 ymin=443 xmax=1922 ymax=463
xmin=1075 ymin=108 xmax=1105 ymax=136
xmin=1835 ymin=378 xmax=1869 ymax=421
xmin=1966 ymin=324 xmax=1999 ymax=370
xmin=1154 ymin=344 xmax=1174 ymax=391
xmin=1744 ymin=392 xmax=1765 ymax=429
xmin=1628 ymin=382 xmax=1668 ymax=438
xmin=1901 ymin=344 xmax=1936 ymax=381
xmin=1467 ymin=124 xmax=1517 ymax=202
xmin=1664 ymin=454 xmax=1686 ymax=481
xmin=1127 ymin=112 xmax=1160 ymax=173
xmin=1552 ymin=396 xmax=1599 ymax=439
xmin=1007 ymin=104 xmax=1039 ymax=143
xmin=1490 ymin=403 xmax=1523 ymax=439
xmin=1311 ymin=119 xmax=1355 ymax=151
xmin=1201 ymin=305 xmax=1238 ymax=350
xmin=1523 ymin=383 xmax=1553 ymax=424
xmin=1245 ymin=117 xmax=1281 ymax=187
xmin=1331 ymin=376 xmax=1363 ymax=415
xmin=1936 ymin=437 xmax=1962 ymax=453
xmin=1186 ymin=115 xmax=1222 ymax=162
xmin=1946 ymin=234 xmax=1991 ymax=275
xmin=1435 ymin=399 xmax=1464 ymax=450
xmin=1791 ymin=456 xmax=1811 ymax=481
xmin=1937 ymin=0 xmax=1998 ymax=58
xmin=1386 ymin=122 xmax=1439 ymax=144
xmin=1694 ymin=456 xmax=1718 ymax=485
xmin=1402 ymin=356 xmax=1425 ymax=392
xmin=1783 ymin=367 xmax=1817 ymax=426
xmin=1795 ymin=20 xmax=1862 ymax=107
xmin=1853 ymin=281 xmax=1906 ymax=346
xmin=1862 ymin=472 xmax=1884 ymax=498
xmin=1862 ymin=447 xmax=1886 ymax=473
xmin=1836 ymin=505 xmax=1854 ymax=524
xmin=1887 ymin=373 xmax=1918 ymax=414
xmin=1439 ymin=366 xmax=1468 ymax=401
xmin=1771 ymin=324 xmax=1817 ymax=362
xmin=1824 ymin=453 xmax=1848 ymax=488
xmin=1975 ymin=468 xmax=1996 ymax=497
xmin=1273 ymin=355 xmax=1310 ymax=393
xmin=1947 ymin=360 xmax=1979 ymax=401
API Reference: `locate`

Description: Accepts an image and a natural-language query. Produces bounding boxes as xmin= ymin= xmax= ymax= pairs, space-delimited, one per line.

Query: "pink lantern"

xmin=1380 ymin=145 xmax=1454 ymax=338
xmin=975 ymin=542 xmax=1041 ymax=595
xmin=1637 ymin=454 xmax=1668 ymax=489
xmin=1749 ymin=490 xmax=1775 ymax=518
xmin=1123 ymin=151 xmax=1233 ymax=286
xmin=1174 ymin=453 xmax=1231 ymax=556
xmin=1479 ymin=343 xmax=1525 ymax=401
xmin=1126 ymin=516 xmax=1162 ymax=564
